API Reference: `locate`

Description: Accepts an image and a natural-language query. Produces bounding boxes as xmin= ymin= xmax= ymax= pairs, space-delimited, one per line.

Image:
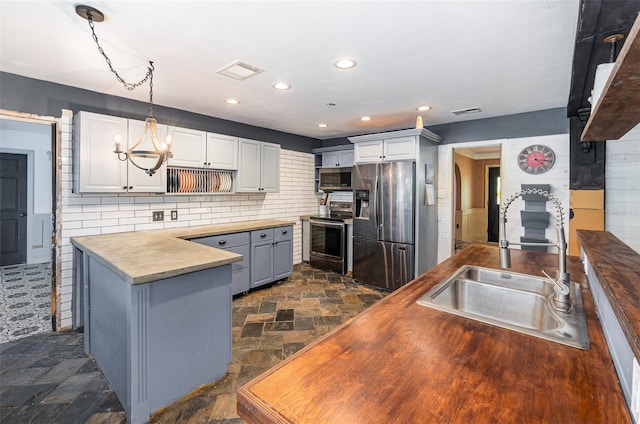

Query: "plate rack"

xmin=167 ymin=167 xmax=234 ymax=194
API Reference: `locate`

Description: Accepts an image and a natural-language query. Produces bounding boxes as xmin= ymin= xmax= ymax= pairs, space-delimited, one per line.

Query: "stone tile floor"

xmin=0 ymin=263 xmax=53 ymax=343
xmin=0 ymin=264 xmax=386 ymax=423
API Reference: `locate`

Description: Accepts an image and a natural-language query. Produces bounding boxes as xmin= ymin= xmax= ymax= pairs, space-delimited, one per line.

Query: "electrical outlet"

xmin=171 ymin=210 xmax=178 ymax=220
xmin=152 ymin=211 xmax=164 ymax=222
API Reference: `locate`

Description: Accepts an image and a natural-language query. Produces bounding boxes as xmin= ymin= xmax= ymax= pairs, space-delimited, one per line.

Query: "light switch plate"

xmin=171 ymin=210 xmax=178 ymax=220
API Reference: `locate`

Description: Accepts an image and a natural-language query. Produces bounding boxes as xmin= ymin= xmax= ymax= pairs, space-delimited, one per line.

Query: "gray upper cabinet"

xmin=237 ymin=138 xmax=280 ymax=192
xmin=74 ymin=111 xmax=166 ymax=193
xmin=207 ymin=133 xmax=238 ymax=170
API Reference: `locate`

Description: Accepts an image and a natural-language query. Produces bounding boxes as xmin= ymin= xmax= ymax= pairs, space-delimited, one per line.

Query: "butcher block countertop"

xmin=237 ymin=244 xmax=630 ymax=423
xmin=578 ymin=230 xmax=640 ymax=359
xmin=71 ymin=219 xmax=294 ymax=285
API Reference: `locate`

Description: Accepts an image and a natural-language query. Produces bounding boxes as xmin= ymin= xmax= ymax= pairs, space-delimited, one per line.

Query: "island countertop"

xmin=71 ymin=219 xmax=294 ymax=284
xmin=237 ymin=244 xmax=630 ymax=423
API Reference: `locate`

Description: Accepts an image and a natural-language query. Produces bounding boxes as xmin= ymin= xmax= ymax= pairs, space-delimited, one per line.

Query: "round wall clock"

xmin=517 ymin=144 xmax=556 ymax=174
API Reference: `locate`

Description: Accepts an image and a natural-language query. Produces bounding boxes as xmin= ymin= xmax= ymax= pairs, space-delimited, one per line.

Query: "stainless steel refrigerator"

xmin=353 ymin=161 xmax=415 ymax=290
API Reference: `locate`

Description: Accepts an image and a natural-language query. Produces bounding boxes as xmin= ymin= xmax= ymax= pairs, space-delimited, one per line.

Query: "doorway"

xmin=452 ymin=145 xmax=501 ymax=249
xmin=0 ymin=117 xmax=57 ymax=342
xmin=487 ymin=166 xmax=500 ymax=243
xmin=0 ymin=153 xmax=28 ymax=265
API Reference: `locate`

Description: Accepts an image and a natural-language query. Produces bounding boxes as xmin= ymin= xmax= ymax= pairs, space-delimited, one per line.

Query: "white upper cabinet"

xmin=207 ymin=133 xmax=238 ymax=170
xmin=354 ymin=139 xmax=385 ymax=163
xmin=353 ymin=135 xmax=416 ymax=163
xmin=383 ymin=136 xmax=416 ymax=161
xmin=237 ymin=138 xmax=280 ymax=193
xmin=167 ymin=126 xmax=207 ymax=168
xmin=74 ymin=111 xmax=166 ymax=193
xmin=168 ymin=128 xmax=238 ymax=170
xmin=322 ymin=149 xmax=354 ymax=167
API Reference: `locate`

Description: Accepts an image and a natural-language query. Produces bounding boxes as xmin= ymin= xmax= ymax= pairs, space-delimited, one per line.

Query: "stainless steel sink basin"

xmin=417 ymin=265 xmax=589 ymax=349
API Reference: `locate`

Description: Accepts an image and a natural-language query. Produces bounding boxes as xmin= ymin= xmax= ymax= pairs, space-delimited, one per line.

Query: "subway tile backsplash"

xmin=57 ymin=113 xmax=319 ymax=329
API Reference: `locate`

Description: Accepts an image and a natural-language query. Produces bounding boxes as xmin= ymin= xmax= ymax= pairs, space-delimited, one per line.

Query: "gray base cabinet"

xmin=192 ymin=225 xmax=293 ymax=294
xmin=81 ymin=255 xmax=231 ymax=423
xmin=251 ymin=226 xmax=293 ymax=288
xmin=193 ymin=232 xmax=250 ymax=295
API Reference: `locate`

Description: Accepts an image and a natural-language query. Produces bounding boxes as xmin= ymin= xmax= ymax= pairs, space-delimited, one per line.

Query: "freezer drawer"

xmin=353 ymin=238 xmax=414 ymax=291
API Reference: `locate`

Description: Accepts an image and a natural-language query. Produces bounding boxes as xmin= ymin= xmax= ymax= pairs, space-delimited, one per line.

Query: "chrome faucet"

xmin=499 ymin=188 xmax=572 ymax=312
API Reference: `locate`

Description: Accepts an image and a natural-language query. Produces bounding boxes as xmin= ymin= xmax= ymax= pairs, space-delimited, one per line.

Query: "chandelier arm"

xmin=126 ymin=154 xmax=165 ymax=177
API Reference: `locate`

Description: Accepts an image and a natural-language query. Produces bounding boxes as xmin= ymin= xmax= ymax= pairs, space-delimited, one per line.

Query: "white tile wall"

xmin=606 ymin=124 xmax=640 ymax=253
xmin=437 ymin=134 xmax=570 ymax=263
xmin=57 ymin=114 xmax=319 ymax=329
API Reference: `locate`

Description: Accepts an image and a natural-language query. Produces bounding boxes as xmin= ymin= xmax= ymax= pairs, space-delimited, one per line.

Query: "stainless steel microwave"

xmin=318 ymin=167 xmax=352 ymax=191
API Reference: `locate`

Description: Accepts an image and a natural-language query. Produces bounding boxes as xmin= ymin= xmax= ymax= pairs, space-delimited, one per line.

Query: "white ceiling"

xmin=0 ymin=0 xmax=579 ymax=141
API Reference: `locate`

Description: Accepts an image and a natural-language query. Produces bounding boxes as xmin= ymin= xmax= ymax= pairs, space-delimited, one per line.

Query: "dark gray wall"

xmin=0 ymin=72 xmax=321 ymax=153
xmin=321 ymin=107 xmax=569 ymax=147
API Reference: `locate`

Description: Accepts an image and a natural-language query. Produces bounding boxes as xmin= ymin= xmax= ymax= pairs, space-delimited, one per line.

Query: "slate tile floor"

xmin=0 ymin=263 xmax=53 ymax=343
xmin=0 ymin=264 xmax=386 ymax=423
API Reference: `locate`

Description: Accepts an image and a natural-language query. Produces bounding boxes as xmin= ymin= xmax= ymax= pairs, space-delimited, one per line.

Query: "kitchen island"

xmin=71 ymin=219 xmax=294 ymax=424
xmin=237 ymin=243 xmax=630 ymax=423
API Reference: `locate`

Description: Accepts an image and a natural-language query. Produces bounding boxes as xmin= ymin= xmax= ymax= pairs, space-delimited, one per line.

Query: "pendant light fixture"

xmin=75 ymin=4 xmax=172 ymax=176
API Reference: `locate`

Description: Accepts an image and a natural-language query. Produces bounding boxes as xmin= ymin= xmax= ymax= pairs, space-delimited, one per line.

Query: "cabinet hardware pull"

xmin=218 ymin=240 xmax=226 ymax=245
xmin=260 ymin=233 xmax=267 ymax=238
xmin=122 ymin=186 xmax=128 ymax=189
xmin=129 ymin=186 xmax=133 ymax=189
xmin=282 ymin=230 xmax=287 ymax=234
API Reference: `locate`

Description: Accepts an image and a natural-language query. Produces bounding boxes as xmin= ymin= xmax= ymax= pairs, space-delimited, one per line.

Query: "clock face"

xmin=517 ymin=144 xmax=555 ymax=174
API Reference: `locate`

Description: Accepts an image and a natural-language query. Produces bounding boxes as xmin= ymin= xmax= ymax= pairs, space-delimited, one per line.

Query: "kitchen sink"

xmin=417 ymin=265 xmax=590 ymax=349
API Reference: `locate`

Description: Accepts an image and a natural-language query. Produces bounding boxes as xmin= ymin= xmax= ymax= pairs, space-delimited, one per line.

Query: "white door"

xmin=383 ymin=136 xmax=415 ymax=161
xmin=167 ymin=126 xmax=207 ymax=168
xmin=354 ymin=139 xmax=384 ymax=164
xmin=207 ymin=133 xmax=238 ymax=170
xmin=260 ymin=142 xmax=280 ymax=192
xmin=76 ymin=111 xmax=128 ymax=193
xmin=237 ymin=138 xmax=260 ymax=192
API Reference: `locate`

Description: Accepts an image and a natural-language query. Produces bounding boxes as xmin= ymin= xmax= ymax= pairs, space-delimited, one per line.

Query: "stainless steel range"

xmin=309 ymin=201 xmax=352 ymax=274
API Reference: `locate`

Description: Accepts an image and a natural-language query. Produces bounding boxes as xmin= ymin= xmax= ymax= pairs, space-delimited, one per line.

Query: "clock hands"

xmin=533 ymin=158 xmax=546 ymax=164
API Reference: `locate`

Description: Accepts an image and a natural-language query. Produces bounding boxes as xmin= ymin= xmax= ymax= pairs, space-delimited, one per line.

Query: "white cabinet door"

xmin=237 ymin=138 xmax=261 ymax=192
xmin=260 ymin=142 xmax=280 ymax=192
xmin=338 ymin=149 xmax=354 ymax=167
xmin=75 ymin=111 xmax=128 ymax=193
xmin=322 ymin=151 xmax=339 ymax=167
xmin=354 ymin=139 xmax=384 ymax=163
xmin=167 ymin=126 xmax=207 ymax=168
xmin=126 ymin=119 xmax=167 ymax=193
xmin=384 ymin=136 xmax=415 ymax=161
xmin=207 ymin=133 xmax=238 ymax=170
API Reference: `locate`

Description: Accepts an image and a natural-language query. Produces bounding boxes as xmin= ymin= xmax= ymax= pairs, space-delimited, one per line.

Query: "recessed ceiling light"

xmin=224 ymin=98 xmax=240 ymax=105
xmin=273 ymin=82 xmax=291 ymax=90
xmin=318 ymin=123 xmax=328 ymax=128
xmin=334 ymin=58 xmax=357 ymax=69
xmin=417 ymin=105 xmax=431 ymax=111
xmin=361 ymin=116 xmax=371 ymax=121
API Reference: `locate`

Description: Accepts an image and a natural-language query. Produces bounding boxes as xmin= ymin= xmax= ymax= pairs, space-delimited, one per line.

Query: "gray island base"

xmin=81 ymin=255 xmax=232 ymax=423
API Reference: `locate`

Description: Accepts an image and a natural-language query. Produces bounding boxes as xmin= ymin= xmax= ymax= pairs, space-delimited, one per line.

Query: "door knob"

xmin=20 ymin=213 xmax=27 ymax=217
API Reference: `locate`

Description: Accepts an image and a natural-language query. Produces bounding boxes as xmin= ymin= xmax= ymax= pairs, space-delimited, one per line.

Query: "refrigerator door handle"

xmin=375 ymin=173 xmax=381 ymax=239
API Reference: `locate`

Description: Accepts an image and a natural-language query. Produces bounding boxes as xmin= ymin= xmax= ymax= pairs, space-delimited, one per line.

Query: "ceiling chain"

xmin=86 ymin=12 xmax=155 ymax=117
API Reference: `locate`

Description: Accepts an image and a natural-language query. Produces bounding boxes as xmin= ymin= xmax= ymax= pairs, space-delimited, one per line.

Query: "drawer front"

xmin=193 ymin=232 xmax=249 ymax=249
xmin=251 ymin=228 xmax=274 ymax=243
xmin=274 ymin=226 xmax=293 ymax=242
xmin=226 ymin=244 xmax=250 ymax=271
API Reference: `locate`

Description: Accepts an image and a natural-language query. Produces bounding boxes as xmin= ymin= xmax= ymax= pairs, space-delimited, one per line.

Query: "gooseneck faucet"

xmin=499 ymin=188 xmax=572 ymax=312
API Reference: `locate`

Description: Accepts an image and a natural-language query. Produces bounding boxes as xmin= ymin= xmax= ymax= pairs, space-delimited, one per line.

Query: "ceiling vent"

xmin=217 ymin=60 xmax=264 ymax=81
xmin=451 ymin=107 xmax=482 ymax=115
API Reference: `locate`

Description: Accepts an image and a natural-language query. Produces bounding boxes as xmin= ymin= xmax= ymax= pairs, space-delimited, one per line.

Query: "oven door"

xmin=309 ymin=219 xmax=346 ymax=274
